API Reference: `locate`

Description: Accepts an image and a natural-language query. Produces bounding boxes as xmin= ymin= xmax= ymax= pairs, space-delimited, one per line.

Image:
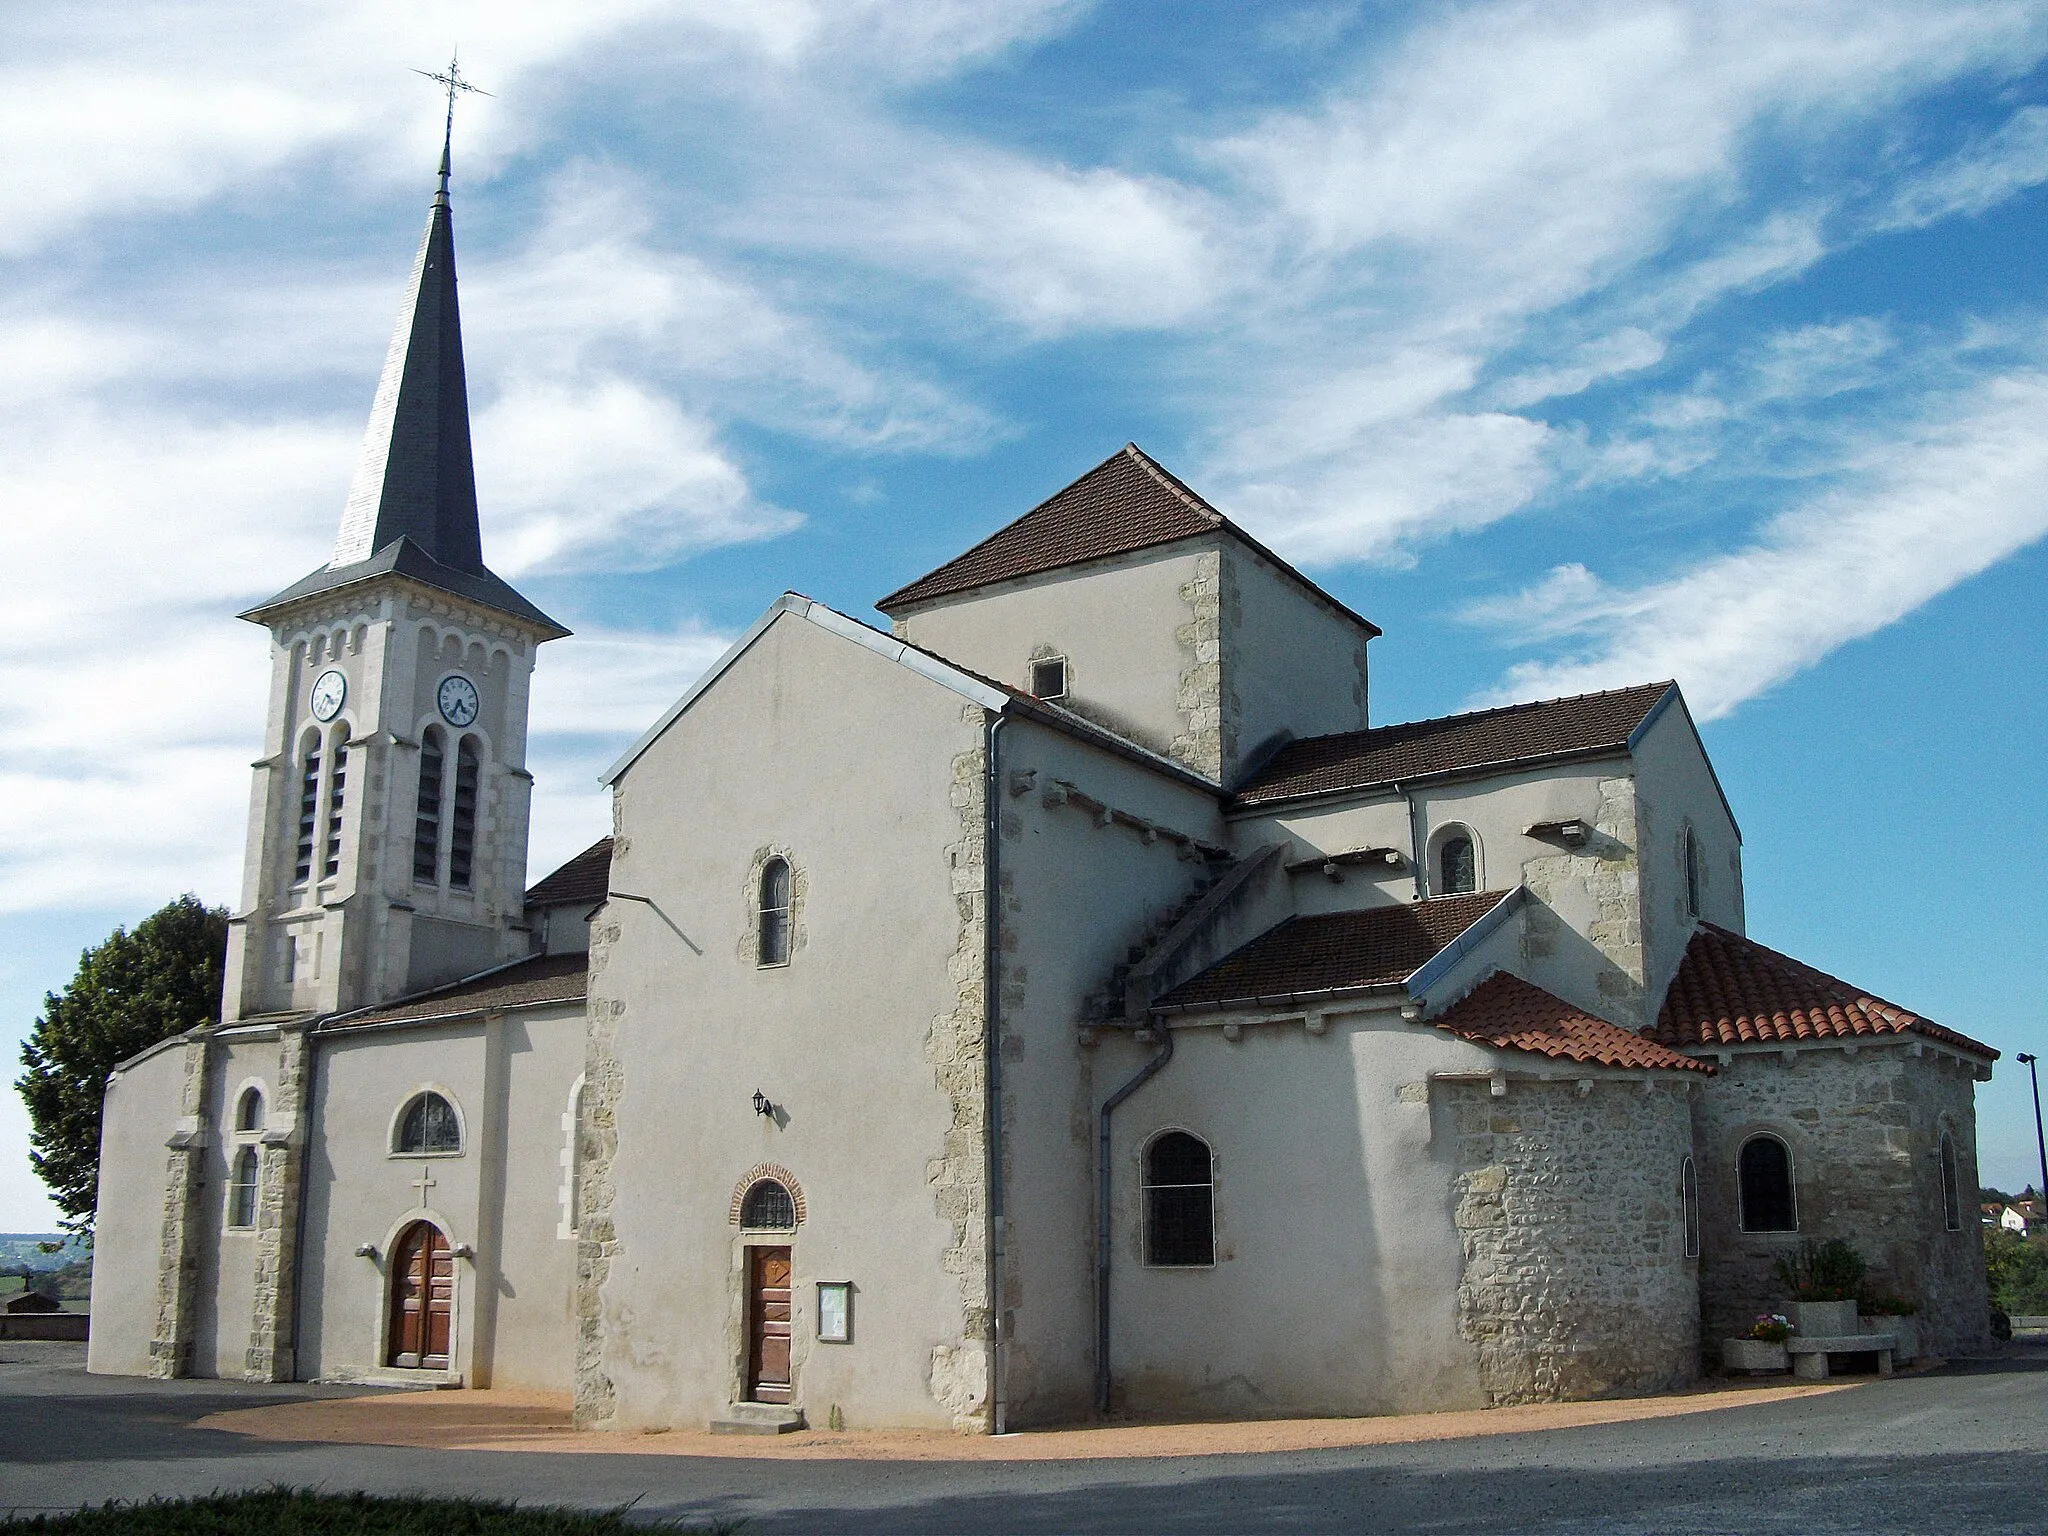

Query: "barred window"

xmin=739 ymin=1178 xmax=796 ymax=1230
xmin=413 ymin=726 xmax=445 ymax=884
xmin=1738 ymin=1134 xmax=1796 ymax=1232
xmin=1439 ymin=834 xmax=1476 ymax=895
xmin=294 ymin=733 xmax=322 ymax=883
xmin=395 ymin=1091 xmax=461 ymax=1155
xmin=322 ymin=725 xmax=348 ymax=879
xmin=227 ymin=1146 xmax=259 ymax=1229
xmin=449 ymin=737 xmax=481 ymax=890
xmin=757 ymin=858 xmax=792 ymax=967
xmin=1144 ymin=1130 xmax=1214 ymax=1267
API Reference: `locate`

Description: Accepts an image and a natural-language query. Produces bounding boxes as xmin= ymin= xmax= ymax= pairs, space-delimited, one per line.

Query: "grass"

xmin=10 ymin=1489 xmax=740 ymax=1534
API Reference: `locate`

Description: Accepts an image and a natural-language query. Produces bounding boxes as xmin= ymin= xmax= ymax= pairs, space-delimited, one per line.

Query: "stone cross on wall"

xmin=411 ymin=1169 xmax=436 ymax=1209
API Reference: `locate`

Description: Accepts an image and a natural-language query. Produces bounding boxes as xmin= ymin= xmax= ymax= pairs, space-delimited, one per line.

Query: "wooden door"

xmin=386 ymin=1221 xmax=454 ymax=1369
xmin=747 ymin=1246 xmax=792 ymax=1403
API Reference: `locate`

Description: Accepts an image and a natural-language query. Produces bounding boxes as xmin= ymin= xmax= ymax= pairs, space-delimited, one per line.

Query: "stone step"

xmin=710 ymin=1403 xmax=806 ymax=1435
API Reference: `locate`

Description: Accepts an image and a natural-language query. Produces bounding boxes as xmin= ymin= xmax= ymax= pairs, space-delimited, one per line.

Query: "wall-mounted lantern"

xmin=752 ymin=1089 xmax=774 ymax=1118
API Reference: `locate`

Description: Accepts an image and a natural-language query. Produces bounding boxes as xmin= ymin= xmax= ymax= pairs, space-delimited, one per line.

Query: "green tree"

xmin=1984 ymin=1228 xmax=2048 ymax=1316
xmin=15 ymin=896 xmax=228 ymax=1232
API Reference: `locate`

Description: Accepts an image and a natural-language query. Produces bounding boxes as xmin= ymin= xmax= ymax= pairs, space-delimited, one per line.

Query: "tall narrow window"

xmin=294 ymin=734 xmax=322 ymax=883
xmin=1681 ymin=1155 xmax=1701 ymax=1258
xmin=413 ymin=726 xmax=445 ymax=884
xmin=757 ymin=857 xmax=791 ymax=967
xmin=1683 ymin=828 xmax=1702 ymax=918
xmin=1738 ymin=1134 xmax=1797 ymax=1232
xmin=227 ymin=1147 xmax=259 ymax=1229
xmin=1144 ymin=1131 xmax=1215 ymax=1266
xmin=1439 ymin=834 xmax=1476 ymax=895
xmin=1940 ymin=1132 xmax=1962 ymax=1232
xmin=448 ymin=736 xmax=480 ymax=890
xmin=322 ymin=725 xmax=348 ymax=879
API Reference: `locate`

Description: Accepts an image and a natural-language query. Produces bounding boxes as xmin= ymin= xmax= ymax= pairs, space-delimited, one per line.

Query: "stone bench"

xmin=1786 ymin=1333 xmax=1893 ymax=1380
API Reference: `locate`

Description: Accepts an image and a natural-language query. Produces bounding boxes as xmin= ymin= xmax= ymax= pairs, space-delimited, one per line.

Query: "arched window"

xmin=1940 ymin=1132 xmax=1962 ymax=1232
xmin=413 ymin=725 xmax=445 ymax=885
xmin=1144 ymin=1130 xmax=1215 ymax=1267
xmin=394 ymin=1091 xmax=462 ymax=1156
xmin=294 ymin=731 xmax=322 ymax=883
xmin=1683 ymin=827 xmax=1702 ymax=918
xmin=1438 ymin=833 xmax=1477 ymax=896
xmin=757 ymin=858 xmax=792 ymax=967
xmin=1681 ymin=1155 xmax=1700 ymax=1258
xmin=235 ymin=1087 xmax=265 ymax=1134
xmin=227 ymin=1146 xmax=259 ymax=1228
xmin=322 ymin=724 xmax=349 ymax=879
xmin=1737 ymin=1134 xmax=1797 ymax=1232
xmin=739 ymin=1178 xmax=796 ymax=1230
xmin=448 ymin=737 xmax=481 ymax=890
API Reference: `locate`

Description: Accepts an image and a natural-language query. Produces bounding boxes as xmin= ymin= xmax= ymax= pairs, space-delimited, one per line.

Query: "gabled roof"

xmin=319 ymin=951 xmax=587 ymax=1032
xmin=1432 ymin=972 xmax=1709 ymax=1073
xmin=525 ymin=837 xmax=613 ymax=908
xmin=1232 ymin=682 xmax=1676 ymax=807
xmin=1153 ymin=891 xmax=1509 ymax=1012
xmin=1649 ymin=922 xmax=1997 ymax=1060
xmin=877 ymin=443 xmax=1379 ymax=635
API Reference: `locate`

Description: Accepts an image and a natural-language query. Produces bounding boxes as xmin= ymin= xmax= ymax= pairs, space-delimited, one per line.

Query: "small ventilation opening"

xmin=1030 ymin=656 xmax=1068 ymax=701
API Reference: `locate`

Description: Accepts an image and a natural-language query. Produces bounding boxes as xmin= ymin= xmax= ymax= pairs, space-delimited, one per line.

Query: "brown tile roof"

xmin=1233 ymin=682 xmax=1674 ymax=807
xmin=323 ymin=952 xmax=588 ymax=1030
xmin=1154 ymin=891 xmax=1507 ymax=1011
xmin=877 ymin=443 xmax=1378 ymax=634
xmin=1433 ymin=972 xmax=1710 ymax=1073
xmin=1650 ymin=923 xmax=1996 ymax=1059
xmin=526 ymin=837 xmax=613 ymax=907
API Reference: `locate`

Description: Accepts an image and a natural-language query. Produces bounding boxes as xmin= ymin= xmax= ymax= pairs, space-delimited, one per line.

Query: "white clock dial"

xmin=437 ymin=674 xmax=481 ymax=728
xmin=309 ymin=669 xmax=347 ymax=723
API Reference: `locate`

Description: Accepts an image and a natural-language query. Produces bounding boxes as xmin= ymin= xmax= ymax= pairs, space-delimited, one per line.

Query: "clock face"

xmin=309 ymin=669 xmax=347 ymax=723
xmin=437 ymin=674 xmax=481 ymax=728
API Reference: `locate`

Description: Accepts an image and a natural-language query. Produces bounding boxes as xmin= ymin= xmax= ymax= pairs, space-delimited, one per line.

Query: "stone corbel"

xmin=1489 ymin=1073 xmax=1508 ymax=1098
xmin=165 ymin=1115 xmax=209 ymax=1151
xmin=259 ymin=1118 xmax=297 ymax=1147
xmin=1008 ymin=768 xmax=1038 ymax=798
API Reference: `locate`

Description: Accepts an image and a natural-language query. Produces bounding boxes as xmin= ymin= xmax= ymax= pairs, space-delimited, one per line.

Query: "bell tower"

xmin=220 ymin=139 xmax=568 ymax=1023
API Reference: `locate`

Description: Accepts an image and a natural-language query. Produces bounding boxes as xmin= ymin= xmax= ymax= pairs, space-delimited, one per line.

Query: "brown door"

xmin=747 ymin=1246 xmax=792 ymax=1403
xmin=386 ymin=1221 xmax=454 ymax=1369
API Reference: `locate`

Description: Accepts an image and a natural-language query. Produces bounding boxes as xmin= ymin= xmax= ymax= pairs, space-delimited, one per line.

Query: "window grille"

xmin=449 ymin=737 xmax=480 ymax=890
xmin=227 ymin=1147 xmax=259 ymax=1228
xmin=396 ymin=1092 xmax=461 ymax=1155
xmin=1681 ymin=1155 xmax=1700 ymax=1258
xmin=235 ymin=1088 xmax=264 ymax=1134
xmin=739 ymin=1178 xmax=796 ymax=1229
xmin=1144 ymin=1131 xmax=1215 ymax=1266
xmin=294 ymin=738 xmax=322 ymax=883
xmin=413 ymin=726 xmax=444 ymax=884
xmin=758 ymin=858 xmax=792 ymax=967
xmin=1439 ymin=834 xmax=1476 ymax=895
xmin=1737 ymin=1135 xmax=1796 ymax=1232
xmin=1940 ymin=1133 xmax=1962 ymax=1231
xmin=322 ymin=726 xmax=348 ymax=879
xmin=1030 ymin=656 xmax=1068 ymax=700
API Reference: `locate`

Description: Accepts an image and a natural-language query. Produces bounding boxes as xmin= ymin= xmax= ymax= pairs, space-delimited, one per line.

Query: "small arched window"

xmin=227 ymin=1146 xmax=259 ymax=1228
xmin=1683 ymin=827 xmax=1702 ymax=918
xmin=739 ymin=1178 xmax=796 ymax=1230
xmin=757 ymin=858 xmax=792 ymax=967
xmin=449 ymin=737 xmax=481 ymax=890
xmin=1681 ymin=1155 xmax=1700 ymax=1258
xmin=1144 ymin=1131 xmax=1215 ymax=1267
xmin=1439 ymin=833 xmax=1477 ymax=896
xmin=413 ymin=725 xmax=445 ymax=885
xmin=235 ymin=1087 xmax=265 ymax=1134
xmin=1738 ymin=1134 xmax=1797 ymax=1232
xmin=395 ymin=1091 xmax=462 ymax=1155
xmin=322 ymin=724 xmax=349 ymax=879
xmin=294 ymin=730 xmax=323 ymax=884
xmin=1940 ymin=1132 xmax=1962 ymax=1232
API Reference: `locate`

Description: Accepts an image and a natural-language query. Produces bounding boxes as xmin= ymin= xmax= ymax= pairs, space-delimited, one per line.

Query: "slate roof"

xmin=322 ymin=951 xmax=588 ymax=1030
xmin=1432 ymin=972 xmax=1710 ymax=1073
xmin=243 ymin=535 xmax=566 ymax=636
xmin=1649 ymin=923 xmax=1997 ymax=1059
xmin=525 ymin=837 xmax=613 ymax=907
xmin=1233 ymin=682 xmax=1675 ymax=806
xmin=878 ymin=443 xmax=1378 ymax=634
xmin=1154 ymin=891 xmax=1508 ymax=1011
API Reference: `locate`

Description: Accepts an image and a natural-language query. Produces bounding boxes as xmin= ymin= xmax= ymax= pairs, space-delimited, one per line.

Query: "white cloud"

xmin=1876 ymin=104 xmax=2048 ymax=232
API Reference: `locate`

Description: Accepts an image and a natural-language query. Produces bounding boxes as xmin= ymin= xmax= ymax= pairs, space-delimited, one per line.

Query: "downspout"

xmin=1095 ymin=1020 xmax=1174 ymax=1414
xmin=1395 ymin=781 xmax=1426 ymax=899
xmin=983 ymin=711 xmax=1008 ymax=1436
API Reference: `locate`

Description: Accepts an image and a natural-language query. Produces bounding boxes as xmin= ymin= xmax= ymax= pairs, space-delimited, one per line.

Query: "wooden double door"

xmin=386 ymin=1221 xmax=453 ymax=1369
xmin=747 ymin=1246 xmax=792 ymax=1404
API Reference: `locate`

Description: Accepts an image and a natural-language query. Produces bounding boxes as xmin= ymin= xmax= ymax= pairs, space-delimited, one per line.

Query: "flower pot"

xmin=1795 ymin=1299 xmax=1858 ymax=1338
xmin=1864 ymin=1314 xmax=1919 ymax=1361
xmin=1722 ymin=1338 xmax=1790 ymax=1373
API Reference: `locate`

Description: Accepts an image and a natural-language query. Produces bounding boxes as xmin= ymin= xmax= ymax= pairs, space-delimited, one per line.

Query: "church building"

xmin=87 ymin=151 xmax=1998 ymax=1432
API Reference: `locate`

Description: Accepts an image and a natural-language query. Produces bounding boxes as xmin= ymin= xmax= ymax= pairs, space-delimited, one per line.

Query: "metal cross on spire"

xmin=413 ymin=50 xmax=491 ymax=191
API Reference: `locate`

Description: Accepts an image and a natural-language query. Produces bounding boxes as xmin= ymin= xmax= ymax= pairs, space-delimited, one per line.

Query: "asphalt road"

xmin=4 ymin=1340 xmax=2045 ymax=1533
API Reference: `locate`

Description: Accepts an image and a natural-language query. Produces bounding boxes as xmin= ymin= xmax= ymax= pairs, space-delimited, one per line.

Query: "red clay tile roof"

xmin=1433 ymin=972 xmax=1710 ymax=1073
xmin=323 ymin=952 xmax=587 ymax=1029
xmin=877 ymin=444 xmax=1378 ymax=635
xmin=1650 ymin=923 xmax=1996 ymax=1059
xmin=1154 ymin=891 xmax=1507 ymax=1010
xmin=1234 ymin=682 xmax=1674 ymax=806
xmin=525 ymin=837 xmax=612 ymax=907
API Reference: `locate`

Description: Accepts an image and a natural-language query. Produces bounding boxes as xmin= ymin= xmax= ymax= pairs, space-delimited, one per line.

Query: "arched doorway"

xmin=386 ymin=1220 xmax=453 ymax=1369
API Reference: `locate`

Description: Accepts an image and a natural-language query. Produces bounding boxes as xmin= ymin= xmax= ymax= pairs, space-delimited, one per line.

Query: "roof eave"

xmin=1229 ymin=744 xmax=1635 ymax=815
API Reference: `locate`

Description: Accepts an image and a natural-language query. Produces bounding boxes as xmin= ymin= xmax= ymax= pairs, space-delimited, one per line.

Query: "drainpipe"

xmin=1395 ymin=781 xmax=1426 ymax=899
xmin=1096 ymin=1021 xmax=1174 ymax=1414
xmin=983 ymin=712 xmax=1009 ymax=1436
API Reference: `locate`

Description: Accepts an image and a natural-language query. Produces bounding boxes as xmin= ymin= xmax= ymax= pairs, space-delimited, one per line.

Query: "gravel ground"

xmin=5 ymin=1340 xmax=2046 ymax=1534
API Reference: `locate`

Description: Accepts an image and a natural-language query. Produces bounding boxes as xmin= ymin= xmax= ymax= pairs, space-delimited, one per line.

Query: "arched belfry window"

xmin=322 ymin=724 xmax=349 ymax=879
xmin=757 ymin=858 xmax=792 ymax=967
xmin=1439 ymin=833 xmax=1477 ymax=896
xmin=394 ymin=1091 xmax=461 ymax=1156
xmin=1681 ymin=1155 xmax=1700 ymax=1258
xmin=1144 ymin=1130 xmax=1215 ymax=1267
xmin=227 ymin=1146 xmax=259 ymax=1229
xmin=1939 ymin=1132 xmax=1962 ymax=1232
xmin=413 ymin=726 xmax=445 ymax=885
xmin=235 ymin=1087 xmax=265 ymax=1134
xmin=739 ymin=1178 xmax=796 ymax=1230
xmin=294 ymin=730 xmax=323 ymax=884
xmin=449 ymin=736 xmax=481 ymax=890
xmin=1737 ymin=1134 xmax=1796 ymax=1232
xmin=1683 ymin=827 xmax=1702 ymax=918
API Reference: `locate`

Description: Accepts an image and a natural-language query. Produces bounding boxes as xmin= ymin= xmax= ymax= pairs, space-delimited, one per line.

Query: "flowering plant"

xmin=1748 ymin=1313 xmax=1792 ymax=1343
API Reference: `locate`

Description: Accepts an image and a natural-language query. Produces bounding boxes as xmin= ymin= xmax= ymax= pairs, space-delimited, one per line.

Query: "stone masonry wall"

xmin=1691 ymin=1044 xmax=1990 ymax=1357
xmin=148 ymin=1035 xmax=212 ymax=1379
xmin=571 ymin=796 xmax=629 ymax=1430
xmin=244 ymin=1026 xmax=308 ymax=1381
xmin=1520 ymin=776 xmax=1645 ymax=1022
xmin=1443 ymin=1075 xmax=1699 ymax=1404
xmin=1170 ymin=550 xmax=1225 ymax=782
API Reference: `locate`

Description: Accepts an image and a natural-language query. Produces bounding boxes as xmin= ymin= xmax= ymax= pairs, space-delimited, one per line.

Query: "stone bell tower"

xmin=220 ymin=141 xmax=568 ymax=1024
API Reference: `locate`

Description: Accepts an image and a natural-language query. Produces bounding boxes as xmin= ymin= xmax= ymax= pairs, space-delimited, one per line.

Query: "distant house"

xmin=1983 ymin=1202 xmax=2035 ymax=1236
xmin=3 ymin=1289 xmax=64 ymax=1315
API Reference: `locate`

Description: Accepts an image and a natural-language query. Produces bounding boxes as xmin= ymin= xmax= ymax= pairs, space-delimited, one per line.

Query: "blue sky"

xmin=4 ymin=0 xmax=2048 ymax=1227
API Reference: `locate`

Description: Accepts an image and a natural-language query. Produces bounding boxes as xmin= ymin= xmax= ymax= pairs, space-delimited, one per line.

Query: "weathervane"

xmin=413 ymin=50 xmax=492 ymax=187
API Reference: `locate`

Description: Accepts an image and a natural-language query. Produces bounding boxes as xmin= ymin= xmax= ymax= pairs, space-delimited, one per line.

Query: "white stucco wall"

xmin=1221 ymin=546 xmax=1370 ymax=763
xmin=87 ymin=1042 xmax=188 ymax=1376
xmin=1629 ymin=700 xmax=1744 ymax=1017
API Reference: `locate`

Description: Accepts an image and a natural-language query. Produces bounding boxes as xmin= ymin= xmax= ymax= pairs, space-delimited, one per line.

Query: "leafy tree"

xmin=1985 ymin=1228 xmax=2048 ymax=1316
xmin=15 ymin=896 xmax=228 ymax=1233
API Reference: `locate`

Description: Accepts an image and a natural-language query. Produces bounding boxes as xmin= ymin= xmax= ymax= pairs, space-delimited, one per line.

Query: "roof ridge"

xmin=1122 ymin=442 xmax=1226 ymax=525
xmin=1340 ymin=680 xmax=1676 ymax=748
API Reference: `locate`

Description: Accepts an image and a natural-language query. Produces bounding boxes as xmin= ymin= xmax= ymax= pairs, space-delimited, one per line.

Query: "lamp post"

xmin=2019 ymin=1054 xmax=2047 ymax=1215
